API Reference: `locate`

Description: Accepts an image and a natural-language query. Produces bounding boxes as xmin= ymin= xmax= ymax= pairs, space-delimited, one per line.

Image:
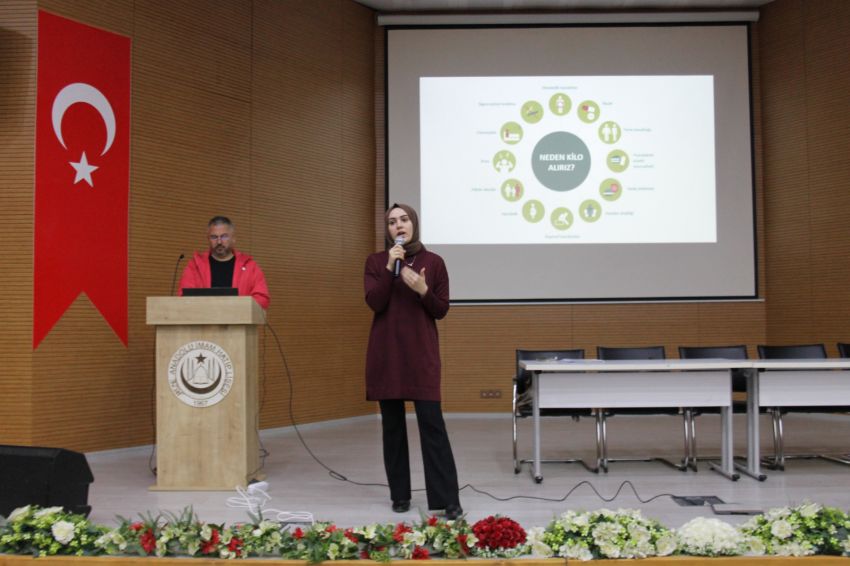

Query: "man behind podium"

xmin=178 ymin=216 xmax=270 ymax=309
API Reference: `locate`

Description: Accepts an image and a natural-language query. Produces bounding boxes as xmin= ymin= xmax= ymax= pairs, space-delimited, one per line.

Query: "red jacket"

xmin=178 ymin=250 xmax=270 ymax=309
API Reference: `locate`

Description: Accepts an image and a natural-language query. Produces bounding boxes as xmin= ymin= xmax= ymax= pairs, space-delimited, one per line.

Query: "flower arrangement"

xmin=535 ymin=508 xmax=677 ymax=561
xmin=0 ymin=505 xmax=106 ymax=556
xmin=471 ymin=515 xmax=528 ymax=558
xmin=674 ymin=516 xmax=744 ymax=556
xmin=4 ymin=503 xmax=850 ymax=561
xmin=739 ymin=502 xmax=850 ymax=556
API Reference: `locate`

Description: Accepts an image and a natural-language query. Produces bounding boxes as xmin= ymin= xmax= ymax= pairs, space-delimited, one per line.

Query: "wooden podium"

xmin=146 ymin=296 xmax=264 ymax=490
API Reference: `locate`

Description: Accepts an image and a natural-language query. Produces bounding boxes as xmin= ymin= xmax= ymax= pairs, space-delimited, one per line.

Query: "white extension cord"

xmin=225 ymin=483 xmax=314 ymax=524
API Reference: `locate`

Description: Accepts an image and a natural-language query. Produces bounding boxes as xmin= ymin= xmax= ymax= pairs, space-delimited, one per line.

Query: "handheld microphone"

xmin=392 ymin=236 xmax=404 ymax=278
xmin=170 ymin=253 xmax=186 ymax=295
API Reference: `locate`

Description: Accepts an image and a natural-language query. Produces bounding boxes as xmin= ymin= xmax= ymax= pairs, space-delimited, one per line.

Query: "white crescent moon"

xmin=51 ymin=83 xmax=116 ymax=156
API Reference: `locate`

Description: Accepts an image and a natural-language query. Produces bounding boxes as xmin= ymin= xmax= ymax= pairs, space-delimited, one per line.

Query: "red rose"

xmin=201 ymin=528 xmax=221 ymax=555
xmin=130 ymin=522 xmax=144 ymax=532
xmin=393 ymin=522 xmax=412 ymax=542
xmin=139 ymin=529 xmax=156 ymax=555
xmin=360 ymin=550 xmax=370 ymax=559
xmin=228 ymin=537 xmax=243 ymax=557
xmin=325 ymin=525 xmax=338 ymax=533
xmin=344 ymin=528 xmax=359 ymax=543
xmin=412 ymin=546 xmax=430 ymax=560
xmin=293 ymin=528 xmax=304 ymax=539
xmin=427 ymin=516 xmax=439 ymax=526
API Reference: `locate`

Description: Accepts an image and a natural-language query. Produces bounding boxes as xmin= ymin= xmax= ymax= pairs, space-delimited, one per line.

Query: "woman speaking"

xmin=363 ymin=203 xmax=462 ymax=520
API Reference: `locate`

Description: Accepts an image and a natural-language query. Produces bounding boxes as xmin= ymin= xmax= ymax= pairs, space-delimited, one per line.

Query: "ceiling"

xmin=352 ymin=0 xmax=774 ymax=12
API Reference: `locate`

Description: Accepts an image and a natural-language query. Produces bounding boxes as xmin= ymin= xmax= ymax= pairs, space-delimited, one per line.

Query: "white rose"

xmin=562 ymin=542 xmax=593 ymax=561
xmin=6 ymin=505 xmax=32 ymax=522
xmin=51 ymin=520 xmax=76 ymax=545
xmin=798 ymin=502 xmax=821 ymax=518
xmin=34 ymin=506 xmax=65 ymax=518
xmin=742 ymin=536 xmax=766 ymax=556
xmin=572 ymin=513 xmax=590 ymax=528
xmin=770 ymin=519 xmax=794 ymax=539
xmin=655 ymin=533 xmax=677 ymax=556
xmin=598 ymin=542 xmax=621 ymax=558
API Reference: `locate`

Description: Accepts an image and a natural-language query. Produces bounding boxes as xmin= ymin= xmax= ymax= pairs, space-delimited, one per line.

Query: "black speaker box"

xmin=0 ymin=445 xmax=93 ymax=517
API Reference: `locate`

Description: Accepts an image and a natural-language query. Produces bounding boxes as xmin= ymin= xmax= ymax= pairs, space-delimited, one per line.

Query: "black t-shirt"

xmin=209 ymin=256 xmax=236 ymax=288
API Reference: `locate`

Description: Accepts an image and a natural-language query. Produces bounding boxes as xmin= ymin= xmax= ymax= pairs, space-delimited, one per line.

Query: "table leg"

xmin=736 ymin=368 xmax=766 ymax=481
xmin=532 ymin=371 xmax=542 ymax=483
xmin=710 ymin=404 xmax=739 ymax=480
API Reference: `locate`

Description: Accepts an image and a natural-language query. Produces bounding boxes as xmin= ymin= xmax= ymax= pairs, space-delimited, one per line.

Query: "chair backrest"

xmin=678 ymin=345 xmax=748 ymax=360
xmin=838 ymin=343 xmax=850 ymax=358
xmin=757 ymin=344 xmax=827 ymax=359
xmin=515 ymin=350 xmax=584 ymax=394
xmin=679 ymin=345 xmax=749 ymax=393
xmin=597 ymin=345 xmax=665 ymax=360
xmin=516 ymin=349 xmax=585 ymax=375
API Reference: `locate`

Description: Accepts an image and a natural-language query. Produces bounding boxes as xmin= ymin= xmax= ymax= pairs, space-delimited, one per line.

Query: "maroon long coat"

xmin=364 ymin=247 xmax=450 ymax=401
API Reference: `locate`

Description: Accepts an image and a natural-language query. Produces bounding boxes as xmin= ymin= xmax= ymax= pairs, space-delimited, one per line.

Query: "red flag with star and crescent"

xmin=33 ymin=11 xmax=131 ymax=348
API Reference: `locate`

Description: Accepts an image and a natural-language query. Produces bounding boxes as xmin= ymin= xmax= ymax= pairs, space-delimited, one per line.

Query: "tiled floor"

xmin=85 ymin=412 xmax=850 ymax=529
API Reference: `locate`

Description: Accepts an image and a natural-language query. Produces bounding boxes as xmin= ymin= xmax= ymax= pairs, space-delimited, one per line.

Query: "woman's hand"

xmin=386 ymin=244 xmax=405 ymax=272
xmin=401 ymin=267 xmax=428 ymax=296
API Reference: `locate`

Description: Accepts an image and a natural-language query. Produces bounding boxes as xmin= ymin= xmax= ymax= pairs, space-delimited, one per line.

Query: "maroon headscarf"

xmin=384 ymin=203 xmax=424 ymax=255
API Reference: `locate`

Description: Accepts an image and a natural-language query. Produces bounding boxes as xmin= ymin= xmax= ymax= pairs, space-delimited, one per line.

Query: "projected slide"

xmin=420 ymin=76 xmax=716 ymax=245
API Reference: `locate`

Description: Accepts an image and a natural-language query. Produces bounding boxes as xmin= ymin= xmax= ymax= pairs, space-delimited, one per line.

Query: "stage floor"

xmin=85 ymin=412 xmax=850 ymax=529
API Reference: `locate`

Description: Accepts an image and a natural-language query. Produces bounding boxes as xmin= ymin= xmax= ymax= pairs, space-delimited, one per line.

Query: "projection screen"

xmin=386 ymin=24 xmax=756 ymax=301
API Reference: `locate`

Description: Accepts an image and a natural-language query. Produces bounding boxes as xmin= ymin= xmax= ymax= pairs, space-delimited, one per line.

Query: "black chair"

xmin=756 ymin=344 xmax=848 ymax=469
xmin=678 ymin=345 xmax=750 ymax=470
xmin=513 ymin=349 xmax=590 ymax=474
xmin=594 ymin=346 xmax=693 ymax=472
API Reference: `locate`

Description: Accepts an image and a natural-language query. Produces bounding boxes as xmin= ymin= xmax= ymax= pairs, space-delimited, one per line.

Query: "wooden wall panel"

xmin=250 ymin=0 xmax=375 ymax=429
xmin=0 ymin=0 xmax=36 ymax=445
xmin=760 ymin=0 xmax=850 ymax=354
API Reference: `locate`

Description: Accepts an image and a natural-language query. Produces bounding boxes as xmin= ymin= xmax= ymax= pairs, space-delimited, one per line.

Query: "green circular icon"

xmin=578 ymin=100 xmax=600 ymax=123
xmin=598 ymin=121 xmax=621 ymax=144
xmin=501 ymin=121 xmax=523 ymax=145
xmin=521 ymin=101 xmax=544 ymax=124
xmin=531 ymin=131 xmax=591 ymax=192
xmin=550 ymin=207 xmax=574 ymax=230
xmin=522 ymin=199 xmax=545 ymax=223
xmin=549 ymin=93 xmax=572 ymax=116
xmin=599 ymin=178 xmax=623 ymax=202
xmin=579 ymin=199 xmax=602 ymax=223
xmin=493 ymin=150 xmax=516 ymax=173
xmin=501 ymin=179 xmax=524 ymax=202
xmin=606 ymin=149 xmax=629 ymax=173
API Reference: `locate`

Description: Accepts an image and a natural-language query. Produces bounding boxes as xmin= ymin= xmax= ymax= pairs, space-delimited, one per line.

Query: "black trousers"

xmin=378 ymin=399 xmax=460 ymax=509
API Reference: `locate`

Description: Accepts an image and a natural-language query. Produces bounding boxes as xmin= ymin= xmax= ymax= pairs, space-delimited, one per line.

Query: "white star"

xmin=69 ymin=151 xmax=98 ymax=187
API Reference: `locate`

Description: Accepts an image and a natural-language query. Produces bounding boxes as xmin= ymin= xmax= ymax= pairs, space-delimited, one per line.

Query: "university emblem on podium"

xmin=167 ymin=341 xmax=234 ymax=407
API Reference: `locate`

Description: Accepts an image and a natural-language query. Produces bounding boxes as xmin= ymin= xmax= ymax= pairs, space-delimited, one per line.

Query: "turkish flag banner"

xmin=34 ymin=11 xmax=131 ymax=348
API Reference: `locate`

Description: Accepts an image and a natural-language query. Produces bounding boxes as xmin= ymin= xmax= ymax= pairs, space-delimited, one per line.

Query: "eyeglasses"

xmin=208 ymin=234 xmax=232 ymax=242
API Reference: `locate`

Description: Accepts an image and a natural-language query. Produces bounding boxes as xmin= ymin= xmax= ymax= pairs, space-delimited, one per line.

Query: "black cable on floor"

xmin=265 ymin=319 xmax=677 ymax=506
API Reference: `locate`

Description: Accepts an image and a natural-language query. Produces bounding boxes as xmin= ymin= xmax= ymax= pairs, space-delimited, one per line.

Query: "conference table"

xmin=740 ymin=359 xmax=850 ymax=480
xmin=520 ymin=358 xmax=850 ymax=484
xmin=520 ymin=359 xmax=746 ymax=483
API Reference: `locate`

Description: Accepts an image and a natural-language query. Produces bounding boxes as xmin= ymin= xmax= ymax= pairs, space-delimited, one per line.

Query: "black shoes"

xmin=444 ymin=504 xmax=463 ymax=520
xmin=392 ymin=499 xmax=411 ymax=513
